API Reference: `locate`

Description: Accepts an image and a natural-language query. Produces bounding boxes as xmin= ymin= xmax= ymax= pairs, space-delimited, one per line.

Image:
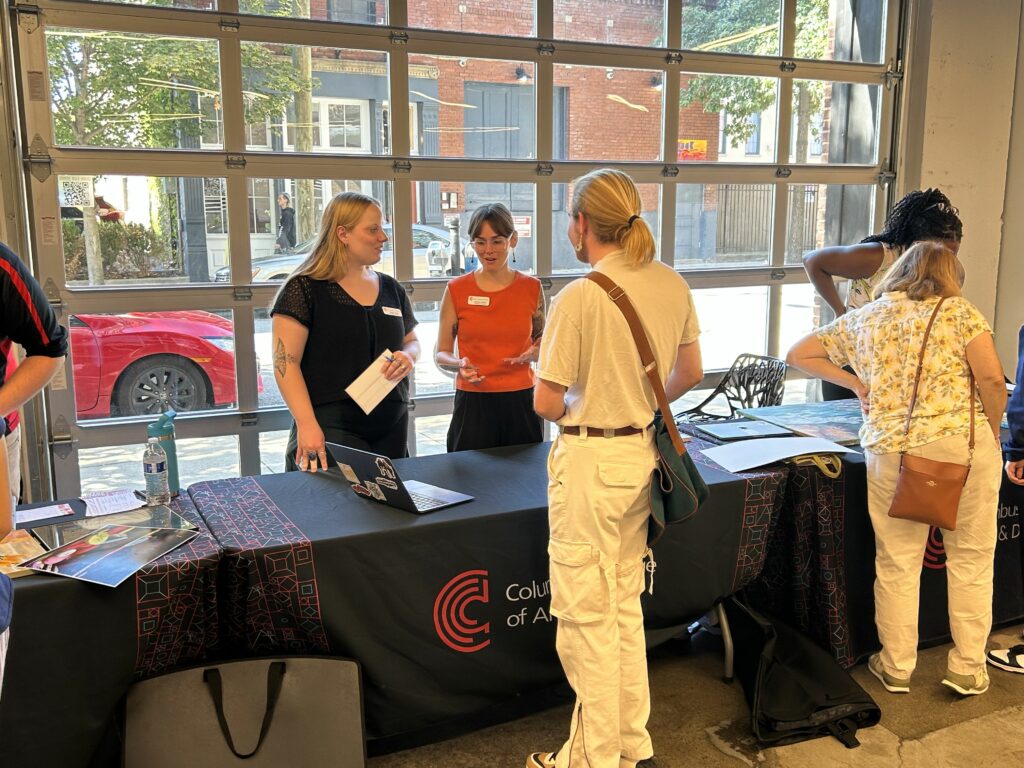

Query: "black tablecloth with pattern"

xmin=0 ymin=495 xmax=222 ymax=767
xmin=740 ymin=448 xmax=1024 ymax=668
xmin=187 ymin=441 xmax=787 ymax=748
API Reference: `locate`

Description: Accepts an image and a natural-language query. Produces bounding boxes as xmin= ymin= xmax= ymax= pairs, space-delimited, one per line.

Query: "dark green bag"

xmin=648 ymin=411 xmax=711 ymax=544
xmin=586 ymin=272 xmax=710 ymax=545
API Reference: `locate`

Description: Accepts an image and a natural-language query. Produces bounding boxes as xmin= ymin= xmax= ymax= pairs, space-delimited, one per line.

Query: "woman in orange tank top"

xmin=434 ymin=203 xmax=545 ymax=451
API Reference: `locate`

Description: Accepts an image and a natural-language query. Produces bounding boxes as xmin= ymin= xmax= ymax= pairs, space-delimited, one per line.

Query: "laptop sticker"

xmin=337 ymin=463 xmax=360 ymax=484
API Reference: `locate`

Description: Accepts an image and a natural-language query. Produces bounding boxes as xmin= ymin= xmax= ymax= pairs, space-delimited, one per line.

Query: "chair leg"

xmin=717 ymin=601 xmax=734 ymax=683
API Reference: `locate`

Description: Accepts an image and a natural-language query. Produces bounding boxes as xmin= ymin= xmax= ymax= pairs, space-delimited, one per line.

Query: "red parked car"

xmin=70 ymin=310 xmax=257 ymax=419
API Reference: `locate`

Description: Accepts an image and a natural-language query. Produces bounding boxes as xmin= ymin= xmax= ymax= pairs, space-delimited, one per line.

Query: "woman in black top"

xmin=271 ymin=192 xmax=420 ymax=471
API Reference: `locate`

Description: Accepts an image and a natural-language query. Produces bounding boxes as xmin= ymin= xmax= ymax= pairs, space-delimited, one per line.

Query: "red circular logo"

xmin=433 ymin=570 xmax=491 ymax=653
xmin=923 ymin=526 xmax=947 ymax=570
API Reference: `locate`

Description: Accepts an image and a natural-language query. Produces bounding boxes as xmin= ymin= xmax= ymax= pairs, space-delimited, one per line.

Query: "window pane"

xmin=680 ymin=74 xmax=779 ymax=164
xmin=779 ymin=282 xmax=819 ymax=355
xmin=412 ymin=182 xmax=535 ymax=278
xmin=212 ymin=179 xmax=392 ymax=285
xmin=259 ymin=430 xmax=290 ymax=474
xmin=691 ymin=287 xmax=768 ymax=370
xmin=410 ymin=1 xmax=534 ymax=36
xmin=80 ymin=436 xmax=240 ymax=494
xmin=48 ymin=29 xmax=221 ymax=150
xmin=796 ymin=0 xmax=886 ymax=63
xmin=791 ymin=80 xmax=880 ymax=164
xmin=413 ymin=415 xmax=452 ymax=457
xmin=240 ymin=0 xmax=386 ymax=23
xmin=682 ymin=0 xmax=781 ymax=55
xmin=74 ymin=0 xmax=215 ymax=7
xmin=409 ymin=56 xmax=535 ymax=160
xmin=69 ymin=310 xmax=238 ymax=422
xmin=555 ymin=65 xmax=664 ymax=162
xmin=241 ymin=44 xmax=386 ymax=155
xmin=554 ymin=1 xmax=666 ymax=47
xmin=59 ymin=174 xmax=227 ymax=287
xmin=784 ymin=183 xmax=875 ymax=265
xmin=552 ymin=184 xmax=661 ymax=274
xmin=409 ymin=300 xmax=454 ymax=397
xmin=674 ymin=184 xmax=774 ymax=269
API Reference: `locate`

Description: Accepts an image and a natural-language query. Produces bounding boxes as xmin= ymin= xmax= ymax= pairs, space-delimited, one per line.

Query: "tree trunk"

xmin=82 ymin=206 xmax=104 ymax=285
xmin=291 ymin=14 xmax=317 ymax=242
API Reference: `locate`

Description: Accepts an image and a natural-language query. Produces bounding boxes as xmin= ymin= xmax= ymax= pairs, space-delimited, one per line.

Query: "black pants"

xmin=447 ymin=388 xmax=543 ymax=452
xmin=821 ymin=365 xmax=857 ymax=401
xmin=286 ymin=398 xmax=409 ymax=471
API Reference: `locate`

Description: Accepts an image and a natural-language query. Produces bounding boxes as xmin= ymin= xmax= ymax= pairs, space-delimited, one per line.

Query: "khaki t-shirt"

xmin=538 ymin=251 xmax=700 ymax=429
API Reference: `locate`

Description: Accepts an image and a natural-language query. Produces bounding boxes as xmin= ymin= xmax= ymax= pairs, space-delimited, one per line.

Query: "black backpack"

xmin=723 ymin=595 xmax=881 ymax=748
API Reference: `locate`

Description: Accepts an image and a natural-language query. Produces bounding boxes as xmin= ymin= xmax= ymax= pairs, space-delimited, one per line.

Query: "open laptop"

xmin=325 ymin=442 xmax=474 ymax=514
xmin=694 ymin=420 xmax=795 ymax=441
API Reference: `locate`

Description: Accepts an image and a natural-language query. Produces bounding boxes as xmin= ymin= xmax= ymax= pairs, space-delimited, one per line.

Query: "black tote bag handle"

xmin=203 ymin=661 xmax=287 ymax=759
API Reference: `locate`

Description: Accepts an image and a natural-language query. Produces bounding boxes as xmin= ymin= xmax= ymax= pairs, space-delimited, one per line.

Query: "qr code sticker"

xmin=59 ymin=176 xmax=94 ymax=207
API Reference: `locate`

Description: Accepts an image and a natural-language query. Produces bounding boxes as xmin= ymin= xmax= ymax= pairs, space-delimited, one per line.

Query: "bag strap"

xmin=826 ymin=717 xmax=861 ymax=749
xmin=203 ymin=661 xmax=287 ymax=759
xmin=901 ymin=297 xmax=975 ymax=460
xmin=585 ymin=271 xmax=686 ymax=455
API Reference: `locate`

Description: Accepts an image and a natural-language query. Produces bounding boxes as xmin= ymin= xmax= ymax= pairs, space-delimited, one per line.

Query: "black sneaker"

xmin=637 ymin=759 xmax=661 ymax=768
xmin=987 ymin=644 xmax=1024 ymax=674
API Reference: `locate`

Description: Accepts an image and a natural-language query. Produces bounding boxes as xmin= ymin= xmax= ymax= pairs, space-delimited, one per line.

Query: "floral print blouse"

xmin=817 ymin=292 xmax=991 ymax=454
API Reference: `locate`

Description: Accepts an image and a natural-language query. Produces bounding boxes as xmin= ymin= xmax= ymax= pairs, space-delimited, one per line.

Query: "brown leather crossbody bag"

xmin=887 ymin=297 xmax=974 ymax=531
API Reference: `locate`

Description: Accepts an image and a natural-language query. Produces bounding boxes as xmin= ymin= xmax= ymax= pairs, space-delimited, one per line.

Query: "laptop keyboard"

xmin=409 ymin=491 xmax=447 ymax=511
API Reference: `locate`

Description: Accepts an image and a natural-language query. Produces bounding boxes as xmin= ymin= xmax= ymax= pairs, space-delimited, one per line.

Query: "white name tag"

xmin=382 ymin=306 xmax=403 ymax=317
xmin=468 ymin=295 xmax=491 ymax=307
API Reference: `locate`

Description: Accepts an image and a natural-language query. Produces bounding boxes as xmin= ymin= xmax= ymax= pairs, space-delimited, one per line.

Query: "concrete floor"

xmin=368 ymin=623 xmax=1024 ymax=768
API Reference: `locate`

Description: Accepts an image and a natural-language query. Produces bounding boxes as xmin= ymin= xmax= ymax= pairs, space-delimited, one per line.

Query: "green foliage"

xmin=680 ymin=0 xmax=829 ymax=151
xmin=62 ymin=220 xmax=176 ymax=280
xmin=48 ymin=27 xmax=313 ymax=148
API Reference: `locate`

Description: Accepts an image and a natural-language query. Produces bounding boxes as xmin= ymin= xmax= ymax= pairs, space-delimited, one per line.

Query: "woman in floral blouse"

xmin=788 ymin=241 xmax=1007 ymax=697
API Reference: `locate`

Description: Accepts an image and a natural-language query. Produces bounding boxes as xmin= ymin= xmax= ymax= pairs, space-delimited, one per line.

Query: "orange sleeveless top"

xmin=448 ymin=271 xmax=541 ymax=392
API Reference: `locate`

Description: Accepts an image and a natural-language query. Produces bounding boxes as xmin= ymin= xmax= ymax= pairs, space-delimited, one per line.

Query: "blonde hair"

xmin=874 ymin=240 xmax=963 ymax=300
xmin=570 ymin=168 xmax=656 ymax=266
xmin=295 ymin=191 xmax=380 ymax=282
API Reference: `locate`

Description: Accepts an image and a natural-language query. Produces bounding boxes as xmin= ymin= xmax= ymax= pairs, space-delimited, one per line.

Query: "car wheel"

xmin=113 ymin=355 xmax=210 ymax=417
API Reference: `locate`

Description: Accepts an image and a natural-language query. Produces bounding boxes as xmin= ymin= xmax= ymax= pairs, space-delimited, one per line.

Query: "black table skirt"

xmin=0 ymin=495 xmax=222 ymax=767
xmin=188 ymin=441 xmax=787 ymax=745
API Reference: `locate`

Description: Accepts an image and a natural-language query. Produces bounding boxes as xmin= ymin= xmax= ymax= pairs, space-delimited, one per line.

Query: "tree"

xmin=680 ymin=0 xmax=830 ymax=261
xmin=680 ymin=0 xmax=829 ymax=157
xmin=47 ymin=22 xmax=313 ymax=282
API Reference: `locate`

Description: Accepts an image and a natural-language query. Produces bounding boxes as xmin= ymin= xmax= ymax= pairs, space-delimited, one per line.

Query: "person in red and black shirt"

xmin=1 ymin=241 xmax=68 ymax=504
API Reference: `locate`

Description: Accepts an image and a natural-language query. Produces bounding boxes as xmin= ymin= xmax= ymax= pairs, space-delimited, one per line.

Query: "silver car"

xmin=214 ymin=224 xmax=456 ymax=282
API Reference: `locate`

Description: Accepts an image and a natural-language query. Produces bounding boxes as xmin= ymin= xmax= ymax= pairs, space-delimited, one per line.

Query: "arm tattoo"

xmin=530 ymin=291 xmax=546 ymax=342
xmin=274 ymin=338 xmax=299 ymax=378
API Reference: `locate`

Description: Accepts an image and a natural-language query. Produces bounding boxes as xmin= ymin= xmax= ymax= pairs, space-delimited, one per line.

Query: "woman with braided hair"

xmin=803 ymin=188 xmax=963 ymax=399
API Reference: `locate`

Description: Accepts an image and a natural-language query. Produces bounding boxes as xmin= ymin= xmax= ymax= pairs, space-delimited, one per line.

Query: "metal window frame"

xmin=6 ymin=0 xmax=904 ymax=499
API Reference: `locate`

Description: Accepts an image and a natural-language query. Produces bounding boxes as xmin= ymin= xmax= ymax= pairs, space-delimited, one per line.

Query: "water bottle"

xmin=143 ymin=437 xmax=171 ymax=506
xmin=147 ymin=409 xmax=179 ymax=497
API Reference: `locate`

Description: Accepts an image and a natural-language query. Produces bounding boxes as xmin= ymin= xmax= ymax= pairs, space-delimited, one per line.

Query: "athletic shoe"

xmin=986 ymin=644 xmax=1024 ymax=674
xmin=526 ymin=752 xmax=557 ymax=768
xmin=868 ymin=653 xmax=911 ymax=693
xmin=941 ymin=667 xmax=990 ymax=696
xmin=637 ymin=759 xmax=661 ymax=767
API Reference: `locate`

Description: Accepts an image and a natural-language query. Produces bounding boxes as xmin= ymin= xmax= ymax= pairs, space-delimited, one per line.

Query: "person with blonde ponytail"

xmin=529 ymin=169 xmax=703 ymax=768
xmin=271 ymin=192 xmax=420 ymax=470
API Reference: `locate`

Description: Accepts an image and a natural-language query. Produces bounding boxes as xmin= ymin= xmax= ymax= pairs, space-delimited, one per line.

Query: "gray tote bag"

xmin=124 ymin=656 xmax=366 ymax=767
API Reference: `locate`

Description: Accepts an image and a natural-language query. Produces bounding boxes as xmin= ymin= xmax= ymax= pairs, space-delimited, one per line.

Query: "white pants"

xmin=866 ymin=431 xmax=1003 ymax=678
xmin=547 ymin=430 xmax=657 ymax=768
